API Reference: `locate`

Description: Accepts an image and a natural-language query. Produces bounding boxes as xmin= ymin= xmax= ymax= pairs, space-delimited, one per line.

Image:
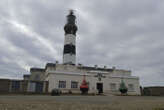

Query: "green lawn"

xmin=0 ymin=95 xmax=164 ymax=110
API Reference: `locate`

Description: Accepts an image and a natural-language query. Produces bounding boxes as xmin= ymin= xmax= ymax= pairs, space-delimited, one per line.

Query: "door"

xmin=97 ymin=83 xmax=103 ymax=94
xmin=35 ymin=82 xmax=43 ymax=93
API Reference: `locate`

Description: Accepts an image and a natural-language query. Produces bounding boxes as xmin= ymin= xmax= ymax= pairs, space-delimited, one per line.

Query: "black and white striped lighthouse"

xmin=63 ymin=10 xmax=78 ymax=65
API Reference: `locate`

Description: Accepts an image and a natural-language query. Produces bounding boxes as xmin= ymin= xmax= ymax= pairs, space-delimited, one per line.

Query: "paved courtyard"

xmin=0 ymin=95 xmax=164 ymax=110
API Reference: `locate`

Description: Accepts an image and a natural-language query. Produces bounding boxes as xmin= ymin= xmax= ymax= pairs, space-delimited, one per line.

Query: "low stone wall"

xmin=142 ymin=87 xmax=164 ymax=96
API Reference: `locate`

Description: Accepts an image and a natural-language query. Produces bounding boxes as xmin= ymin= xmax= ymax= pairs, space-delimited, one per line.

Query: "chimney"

xmin=94 ymin=65 xmax=98 ymax=68
xmin=112 ymin=66 xmax=116 ymax=70
xmin=78 ymin=63 xmax=82 ymax=67
xmin=56 ymin=61 xmax=59 ymax=64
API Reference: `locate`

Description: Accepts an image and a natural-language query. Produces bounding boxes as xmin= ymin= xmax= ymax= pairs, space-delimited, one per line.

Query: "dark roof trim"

xmin=78 ymin=66 xmax=113 ymax=72
xmin=144 ymin=86 xmax=164 ymax=88
xmin=45 ymin=63 xmax=56 ymax=70
xmin=30 ymin=68 xmax=45 ymax=72
xmin=23 ymin=74 xmax=30 ymax=77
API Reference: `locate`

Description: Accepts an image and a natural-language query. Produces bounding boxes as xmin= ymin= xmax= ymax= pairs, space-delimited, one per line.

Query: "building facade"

xmin=0 ymin=78 xmax=48 ymax=94
xmin=28 ymin=11 xmax=141 ymax=95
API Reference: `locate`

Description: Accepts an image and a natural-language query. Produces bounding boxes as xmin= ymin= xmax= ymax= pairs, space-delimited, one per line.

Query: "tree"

xmin=119 ymin=79 xmax=128 ymax=94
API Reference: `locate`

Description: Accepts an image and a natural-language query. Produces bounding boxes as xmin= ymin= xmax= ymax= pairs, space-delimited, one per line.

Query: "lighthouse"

xmin=63 ymin=10 xmax=78 ymax=65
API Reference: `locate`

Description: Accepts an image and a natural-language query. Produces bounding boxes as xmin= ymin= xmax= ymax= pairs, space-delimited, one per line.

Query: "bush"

xmin=51 ymin=89 xmax=62 ymax=96
xmin=119 ymin=88 xmax=128 ymax=94
xmin=68 ymin=90 xmax=72 ymax=94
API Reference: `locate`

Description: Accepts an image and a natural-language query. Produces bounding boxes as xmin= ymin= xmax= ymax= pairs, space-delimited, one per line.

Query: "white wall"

xmin=46 ymin=72 xmax=141 ymax=95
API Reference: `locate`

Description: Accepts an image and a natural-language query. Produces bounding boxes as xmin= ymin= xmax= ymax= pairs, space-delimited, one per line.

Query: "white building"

xmin=28 ymin=10 xmax=141 ymax=95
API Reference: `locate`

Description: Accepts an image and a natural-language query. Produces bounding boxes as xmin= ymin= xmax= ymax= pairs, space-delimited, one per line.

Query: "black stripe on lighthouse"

xmin=64 ymin=44 xmax=76 ymax=54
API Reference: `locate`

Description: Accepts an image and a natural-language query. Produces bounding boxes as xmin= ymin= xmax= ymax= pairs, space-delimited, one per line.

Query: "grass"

xmin=0 ymin=95 xmax=164 ymax=110
xmin=0 ymin=102 xmax=164 ymax=110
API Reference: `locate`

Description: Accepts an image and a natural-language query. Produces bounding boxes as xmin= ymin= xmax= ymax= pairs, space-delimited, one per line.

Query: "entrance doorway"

xmin=96 ymin=83 xmax=103 ymax=94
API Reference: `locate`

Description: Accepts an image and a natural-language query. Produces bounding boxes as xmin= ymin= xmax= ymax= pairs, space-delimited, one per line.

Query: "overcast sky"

xmin=0 ymin=0 xmax=164 ymax=86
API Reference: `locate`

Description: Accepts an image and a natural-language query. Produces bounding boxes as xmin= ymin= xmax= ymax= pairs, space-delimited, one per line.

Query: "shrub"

xmin=119 ymin=79 xmax=128 ymax=94
xmin=51 ymin=89 xmax=62 ymax=96
xmin=68 ymin=90 xmax=72 ymax=94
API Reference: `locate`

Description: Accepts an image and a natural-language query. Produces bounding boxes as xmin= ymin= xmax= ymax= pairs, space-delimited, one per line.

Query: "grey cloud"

xmin=0 ymin=0 xmax=164 ymax=86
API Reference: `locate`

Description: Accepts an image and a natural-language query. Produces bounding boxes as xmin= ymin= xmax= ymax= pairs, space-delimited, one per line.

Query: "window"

xmin=12 ymin=81 xmax=20 ymax=91
xmin=71 ymin=81 xmax=78 ymax=88
xmin=128 ymin=84 xmax=134 ymax=91
xmin=110 ymin=83 xmax=116 ymax=91
xmin=58 ymin=81 xmax=66 ymax=88
xmin=35 ymin=82 xmax=43 ymax=93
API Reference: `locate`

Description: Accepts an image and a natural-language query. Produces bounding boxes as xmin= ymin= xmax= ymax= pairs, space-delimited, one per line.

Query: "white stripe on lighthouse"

xmin=63 ymin=54 xmax=76 ymax=64
xmin=64 ymin=34 xmax=76 ymax=45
